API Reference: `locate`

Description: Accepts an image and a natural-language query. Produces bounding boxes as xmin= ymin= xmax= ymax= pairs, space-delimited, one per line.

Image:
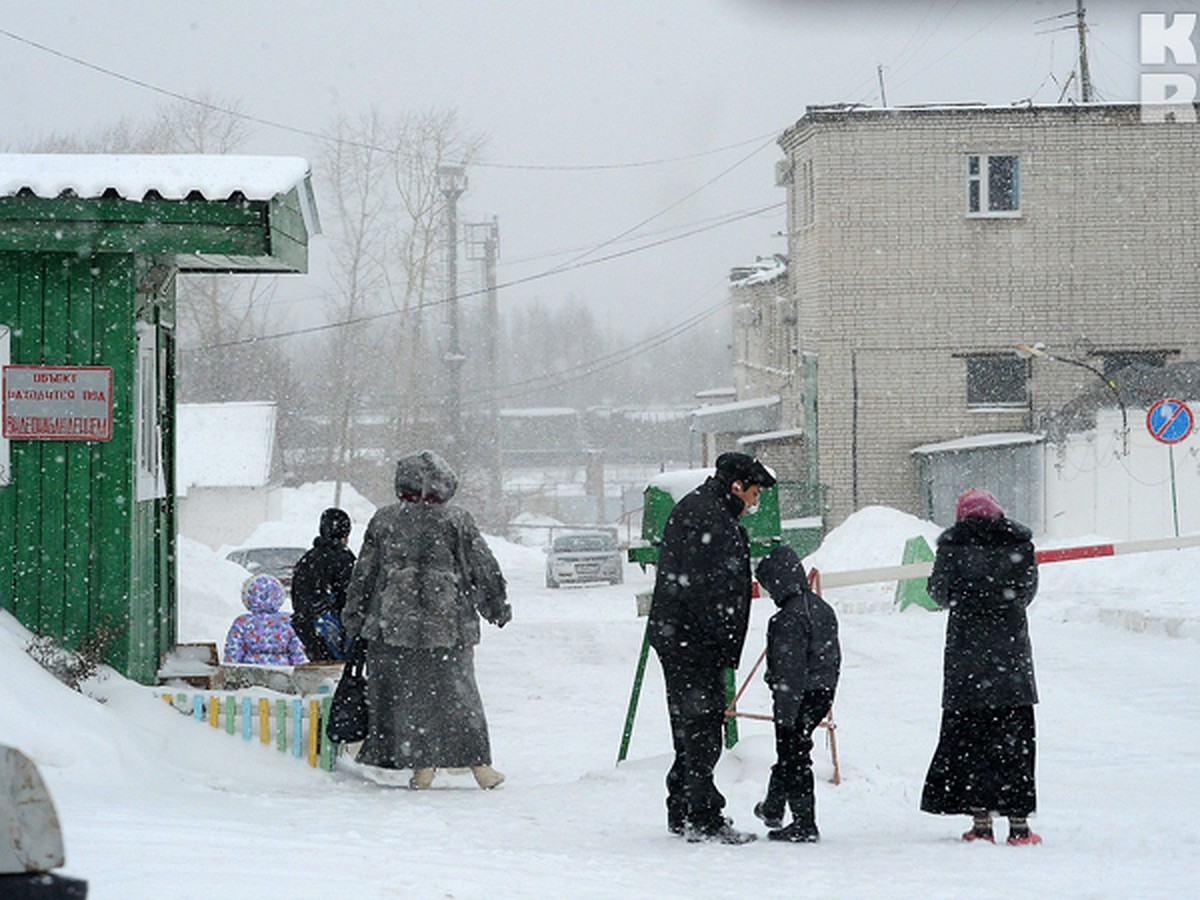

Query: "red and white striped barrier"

xmin=815 ymin=532 xmax=1200 ymax=590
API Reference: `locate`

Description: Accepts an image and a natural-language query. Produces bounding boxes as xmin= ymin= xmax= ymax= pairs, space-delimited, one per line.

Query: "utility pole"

xmin=465 ymin=217 xmax=502 ymax=522
xmin=1037 ymin=3 xmax=1093 ymax=102
xmin=1075 ymin=0 xmax=1092 ymax=102
xmin=437 ymin=165 xmax=467 ymax=469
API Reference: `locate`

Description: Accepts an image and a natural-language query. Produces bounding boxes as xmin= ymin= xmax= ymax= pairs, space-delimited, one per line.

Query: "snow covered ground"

xmin=3 ymin=489 xmax=1199 ymax=898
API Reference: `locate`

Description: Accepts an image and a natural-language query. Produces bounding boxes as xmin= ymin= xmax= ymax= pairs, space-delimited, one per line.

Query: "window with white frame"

xmin=966 ymin=154 xmax=1019 ymax=215
xmin=965 ymin=354 xmax=1029 ymax=409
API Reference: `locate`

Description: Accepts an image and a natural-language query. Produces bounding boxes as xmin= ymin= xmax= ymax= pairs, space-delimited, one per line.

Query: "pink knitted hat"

xmin=955 ymin=488 xmax=1004 ymax=521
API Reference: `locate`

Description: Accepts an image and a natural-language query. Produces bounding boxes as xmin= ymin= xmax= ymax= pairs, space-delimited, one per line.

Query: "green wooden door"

xmin=0 ymin=251 xmax=169 ymax=681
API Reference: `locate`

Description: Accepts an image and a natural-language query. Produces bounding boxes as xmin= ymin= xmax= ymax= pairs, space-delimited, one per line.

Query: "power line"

xmin=180 ymin=200 xmax=785 ymax=352
xmin=464 ymin=294 xmax=732 ymax=406
xmin=887 ymin=0 xmax=1023 ymax=95
xmin=500 ymin=203 xmax=782 ymax=267
xmin=0 ymin=26 xmax=779 ymax=172
xmin=547 ymin=137 xmax=778 ymax=272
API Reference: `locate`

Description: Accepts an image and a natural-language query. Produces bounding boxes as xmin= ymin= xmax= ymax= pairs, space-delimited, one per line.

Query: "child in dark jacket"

xmin=291 ymin=507 xmax=357 ymax=661
xmin=753 ymin=545 xmax=841 ymax=842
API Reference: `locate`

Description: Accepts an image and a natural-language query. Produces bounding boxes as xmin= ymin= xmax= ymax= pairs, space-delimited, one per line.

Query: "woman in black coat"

xmin=920 ymin=489 xmax=1042 ymax=845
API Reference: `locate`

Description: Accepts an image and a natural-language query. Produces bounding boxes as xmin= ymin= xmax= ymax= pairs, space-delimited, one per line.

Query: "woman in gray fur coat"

xmin=342 ymin=450 xmax=512 ymax=790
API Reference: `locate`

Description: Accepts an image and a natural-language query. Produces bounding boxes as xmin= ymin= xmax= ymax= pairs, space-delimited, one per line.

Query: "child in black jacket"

xmin=753 ymin=545 xmax=841 ymax=842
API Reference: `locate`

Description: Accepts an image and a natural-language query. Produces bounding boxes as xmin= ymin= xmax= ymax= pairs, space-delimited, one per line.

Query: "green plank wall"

xmin=1 ymin=251 xmax=173 ymax=682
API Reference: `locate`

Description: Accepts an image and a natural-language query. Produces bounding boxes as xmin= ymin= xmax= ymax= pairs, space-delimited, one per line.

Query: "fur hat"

xmin=319 ymin=507 xmax=351 ymax=541
xmin=394 ymin=450 xmax=458 ymax=502
xmin=714 ymin=452 xmax=777 ymax=488
xmin=955 ymin=488 xmax=1004 ymax=521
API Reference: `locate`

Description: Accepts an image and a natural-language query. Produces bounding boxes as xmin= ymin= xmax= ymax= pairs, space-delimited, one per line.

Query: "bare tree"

xmin=386 ymin=108 xmax=485 ymax=459
xmin=315 ymin=111 xmax=397 ymax=502
xmin=309 ymin=107 xmax=485 ymax=502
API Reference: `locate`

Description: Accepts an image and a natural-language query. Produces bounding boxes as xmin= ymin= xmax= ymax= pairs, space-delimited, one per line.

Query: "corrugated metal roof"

xmin=0 ymin=153 xmax=319 ymax=236
xmin=0 ymin=153 xmax=310 ymax=201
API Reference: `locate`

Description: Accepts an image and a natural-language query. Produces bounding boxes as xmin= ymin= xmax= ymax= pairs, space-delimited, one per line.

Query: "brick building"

xmin=758 ymin=102 xmax=1200 ymax=527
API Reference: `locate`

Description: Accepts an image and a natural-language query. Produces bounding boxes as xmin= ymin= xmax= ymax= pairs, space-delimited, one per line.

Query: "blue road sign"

xmin=1146 ymin=398 xmax=1194 ymax=444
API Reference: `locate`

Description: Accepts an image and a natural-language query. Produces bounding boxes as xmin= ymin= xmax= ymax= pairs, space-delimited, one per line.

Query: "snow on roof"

xmin=694 ymin=386 xmax=737 ymax=400
xmin=692 ymin=394 xmax=781 ymax=416
xmin=499 ymin=407 xmax=578 ymax=418
xmin=0 ymin=153 xmax=312 ymax=202
xmin=911 ymin=431 xmax=1044 ymax=456
xmin=690 ymin=394 xmax=781 ymax=434
xmin=730 ymin=256 xmax=787 ymax=286
xmin=738 ymin=427 xmax=805 ymax=445
xmin=176 ymin=402 xmax=277 ymax=493
xmin=647 ymin=467 xmax=711 ymax=501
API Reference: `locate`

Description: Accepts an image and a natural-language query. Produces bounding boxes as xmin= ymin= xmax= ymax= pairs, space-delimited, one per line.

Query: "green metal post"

xmin=275 ymin=699 xmax=287 ymax=753
xmin=319 ymin=697 xmax=334 ymax=771
xmin=894 ymin=535 xmax=938 ymax=611
xmin=723 ymin=667 xmax=739 ymax=749
xmin=617 ymin=621 xmax=653 ymax=764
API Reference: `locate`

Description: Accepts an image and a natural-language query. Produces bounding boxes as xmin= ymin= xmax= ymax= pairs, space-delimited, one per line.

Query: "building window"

xmin=1096 ymin=350 xmax=1168 ymax=376
xmin=965 ymin=354 xmax=1029 ymax=408
xmin=966 ymin=154 xmax=1019 ymax=216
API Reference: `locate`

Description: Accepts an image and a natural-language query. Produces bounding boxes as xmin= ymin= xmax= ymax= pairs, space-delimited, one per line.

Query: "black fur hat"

xmin=714 ymin=452 xmax=777 ymax=488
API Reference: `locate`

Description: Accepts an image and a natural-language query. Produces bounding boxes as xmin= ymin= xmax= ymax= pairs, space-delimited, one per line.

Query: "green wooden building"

xmin=0 ymin=154 xmax=319 ymax=683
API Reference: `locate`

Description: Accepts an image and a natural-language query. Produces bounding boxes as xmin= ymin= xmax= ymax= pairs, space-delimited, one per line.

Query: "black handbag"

xmin=326 ymin=639 xmax=368 ymax=744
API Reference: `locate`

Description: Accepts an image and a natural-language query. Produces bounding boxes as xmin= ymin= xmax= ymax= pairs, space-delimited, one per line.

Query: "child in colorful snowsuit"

xmin=753 ymin=545 xmax=841 ymax=842
xmin=223 ymin=574 xmax=308 ymax=665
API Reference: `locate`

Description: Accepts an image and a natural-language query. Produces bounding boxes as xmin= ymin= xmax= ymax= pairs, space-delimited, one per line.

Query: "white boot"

xmin=471 ymin=765 xmax=505 ymax=789
xmin=409 ymin=767 xmax=436 ymax=790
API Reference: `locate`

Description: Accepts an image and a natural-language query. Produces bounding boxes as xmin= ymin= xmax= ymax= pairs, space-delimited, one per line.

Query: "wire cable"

xmin=180 ymin=200 xmax=784 ymax=352
xmin=0 ymin=26 xmax=779 ymax=172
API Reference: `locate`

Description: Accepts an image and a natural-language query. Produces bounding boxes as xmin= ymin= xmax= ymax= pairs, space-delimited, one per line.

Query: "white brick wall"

xmin=771 ymin=104 xmax=1200 ymax=525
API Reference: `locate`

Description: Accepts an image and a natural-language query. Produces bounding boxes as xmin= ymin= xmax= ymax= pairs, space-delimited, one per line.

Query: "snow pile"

xmin=3 ymin=486 xmax=1199 ymax=897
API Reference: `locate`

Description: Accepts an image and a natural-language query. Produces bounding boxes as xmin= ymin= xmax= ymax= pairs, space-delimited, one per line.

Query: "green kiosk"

xmin=0 ymin=154 xmax=318 ymax=683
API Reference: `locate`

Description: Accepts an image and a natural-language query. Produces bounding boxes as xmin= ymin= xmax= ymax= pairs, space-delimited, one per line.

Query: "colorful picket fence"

xmin=155 ymin=691 xmax=339 ymax=771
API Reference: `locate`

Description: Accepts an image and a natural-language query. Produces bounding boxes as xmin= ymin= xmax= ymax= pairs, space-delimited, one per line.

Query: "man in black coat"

xmin=291 ymin=508 xmax=356 ymax=661
xmin=648 ymin=452 xmax=776 ymax=844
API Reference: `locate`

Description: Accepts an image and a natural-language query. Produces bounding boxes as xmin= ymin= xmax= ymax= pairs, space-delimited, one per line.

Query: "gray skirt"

xmin=357 ymin=644 xmax=492 ymax=770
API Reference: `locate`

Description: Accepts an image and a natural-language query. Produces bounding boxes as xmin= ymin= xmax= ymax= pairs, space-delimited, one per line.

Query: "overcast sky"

xmin=0 ymin=1 xmax=1182 ymax=342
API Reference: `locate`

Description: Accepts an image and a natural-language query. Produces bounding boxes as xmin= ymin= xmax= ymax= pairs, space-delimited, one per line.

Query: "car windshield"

xmin=232 ymin=548 xmax=305 ymax=571
xmin=554 ymin=535 xmax=615 ymax=553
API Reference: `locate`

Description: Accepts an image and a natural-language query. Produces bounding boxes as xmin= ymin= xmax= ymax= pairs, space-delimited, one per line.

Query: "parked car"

xmin=224 ymin=546 xmax=308 ymax=592
xmin=545 ymin=531 xmax=623 ymax=588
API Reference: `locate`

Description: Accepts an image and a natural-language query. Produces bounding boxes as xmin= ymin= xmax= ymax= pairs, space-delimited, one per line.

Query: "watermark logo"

xmin=1140 ymin=13 xmax=1198 ymax=123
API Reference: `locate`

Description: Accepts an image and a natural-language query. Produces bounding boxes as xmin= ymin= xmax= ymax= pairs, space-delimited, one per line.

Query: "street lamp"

xmin=1015 ymin=342 xmax=1129 ymax=455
